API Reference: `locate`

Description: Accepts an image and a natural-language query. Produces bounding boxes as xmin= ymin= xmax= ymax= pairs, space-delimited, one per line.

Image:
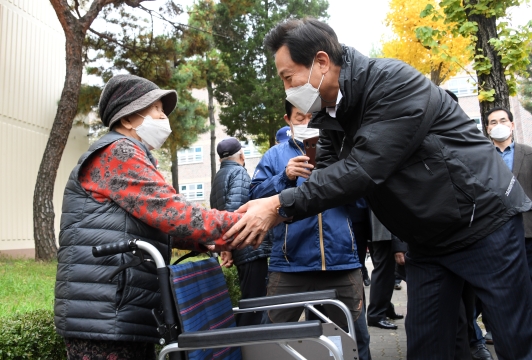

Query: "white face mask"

xmin=489 ymin=123 xmax=512 ymax=142
xmin=285 ymin=58 xmax=324 ymax=114
xmin=134 ymin=114 xmax=172 ymax=150
xmin=292 ymin=124 xmax=320 ymax=142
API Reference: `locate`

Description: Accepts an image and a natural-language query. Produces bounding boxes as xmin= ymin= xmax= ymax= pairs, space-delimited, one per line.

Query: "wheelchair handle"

xmin=92 ymin=240 xmax=137 ymax=258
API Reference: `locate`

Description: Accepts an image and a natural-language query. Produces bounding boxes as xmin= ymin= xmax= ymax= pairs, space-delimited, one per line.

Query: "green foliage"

xmin=221 ymin=265 xmax=242 ymax=307
xmin=518 ymin=45 xmax=532 ymax=112
xmin=0 ymin=256 xmax=56 ymax=317
xmin=421 ymin=0 xmax=532 ymax=101
xmin=0 ymin=310 xmax=66 ymax=360
xmin=212 ymin=0 xmax=329 ymax=147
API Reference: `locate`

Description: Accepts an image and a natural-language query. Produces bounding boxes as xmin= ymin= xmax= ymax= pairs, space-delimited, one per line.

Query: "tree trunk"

xmin=171 ymin=144 xmax=179 ymax=192
xmin=33 ymin=31 xmax=84 ymax=261
xmin=207 ymin=78 xmax=216 ymax=185
xmin=465 ymin=1 xmax=510 ymax=137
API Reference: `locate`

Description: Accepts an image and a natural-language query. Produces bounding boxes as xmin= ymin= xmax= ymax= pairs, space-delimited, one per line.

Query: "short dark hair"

xmin=285 ymin=100 xmax=294 ymax=118
xmin=485 ymin=107 xmax=513 ymax=124
xmin=264 ymin=17 xmax=344 ymax=67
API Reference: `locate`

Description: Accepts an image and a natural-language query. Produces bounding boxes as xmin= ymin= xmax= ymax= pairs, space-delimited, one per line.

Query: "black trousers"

xmin=405 ymin=215 xmax=532 ymax=360
xmin=367 ymin=240 xmax=396 ymax=322
xmin=235 ymin=257 xmax=269 ymax=326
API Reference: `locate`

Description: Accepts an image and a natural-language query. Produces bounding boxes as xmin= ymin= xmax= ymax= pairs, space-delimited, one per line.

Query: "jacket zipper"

xmin=425 ymin=160 xmax=477 ymax=227
xmin=452 ymin=183 xmax=476 ymax=227
xmin=283 ymin=224 xmax=289 ymax=263
xmin=318 ymin=213 xmax=326 ymax=271
xmin=422 ymin=160 xmax=434 ymax=175
xmin=347 ymin=218 xmax=355 ymax=253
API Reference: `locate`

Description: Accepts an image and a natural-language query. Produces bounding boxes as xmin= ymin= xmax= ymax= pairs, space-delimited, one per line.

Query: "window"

xmin=241 ymin=140 xmax=261 ymax=158
xmin=447 ymin=77 xmax=478 ymax=97
xmin=178 ymin=146 xmax=203 ymax=164
xmin=471 ymin=116 xmax=483 ymax=132
xmin=180 ymin=183 xmax=204 ymax=200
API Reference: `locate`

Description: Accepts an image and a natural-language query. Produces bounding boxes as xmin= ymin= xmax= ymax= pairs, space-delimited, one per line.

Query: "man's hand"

xmin=223 ymin=195 xmax=285 ymax=250
xmin=220 ymin=251 xmax=234 ymax=268
xmin=285 ymin=155 xmax=314 ymax=180
xmin=395 ymin=252 xmax=405 ymax=266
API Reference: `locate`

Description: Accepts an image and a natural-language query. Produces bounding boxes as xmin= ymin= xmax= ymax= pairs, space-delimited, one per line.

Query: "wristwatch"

xmin=276 ymin=204 xmax=289 ymax=218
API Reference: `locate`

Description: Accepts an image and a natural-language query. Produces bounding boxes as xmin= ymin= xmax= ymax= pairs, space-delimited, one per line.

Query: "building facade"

xmin=0 ymin=0 xmax=88 ymax=257
xmin=176 ymin=89 xmax=264 ymax=207
xmin=442 ymin=72 xmax=532 ymax=144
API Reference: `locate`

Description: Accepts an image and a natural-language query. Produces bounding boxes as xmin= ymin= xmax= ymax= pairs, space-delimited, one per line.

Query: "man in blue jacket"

xmin=250 ymin=101 xmax=371 ymax=360
xmin=210 ymin=137 xmax=271 ymax=326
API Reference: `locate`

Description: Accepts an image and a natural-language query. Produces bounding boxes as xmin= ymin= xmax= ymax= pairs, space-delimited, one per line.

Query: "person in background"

xmin=276 ymin=125 xmax=292 ymax=144
xmin=366 ymin=212 xmax=404 ymax=330
xmin=54 ymin=74 xmax=241 ymax=360
xmin=210 ymin=137 xmax=271 ymax=326
xmin=480 ymin=106 xmax=532 ymax=346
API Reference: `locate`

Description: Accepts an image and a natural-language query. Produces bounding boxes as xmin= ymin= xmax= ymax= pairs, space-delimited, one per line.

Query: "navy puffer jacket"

xmin=210 ymin=160 xmax=271 ymax=265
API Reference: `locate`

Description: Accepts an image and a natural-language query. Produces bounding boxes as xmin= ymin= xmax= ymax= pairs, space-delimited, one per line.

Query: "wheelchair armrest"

xmin=238 ymin=289 xmax=337 ymax=309
xmin=178 ymin=320 xmax=323 ymax=348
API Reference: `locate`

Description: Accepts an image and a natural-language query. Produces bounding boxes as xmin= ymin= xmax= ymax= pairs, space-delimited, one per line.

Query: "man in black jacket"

xmin=223 ymin=18 xmax=532 ymax=360
xmin=210 ymin=137 xmax=271 ymax=326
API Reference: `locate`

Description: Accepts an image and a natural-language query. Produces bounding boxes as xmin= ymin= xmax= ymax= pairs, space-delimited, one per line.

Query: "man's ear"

xmin=284 ymin=114 xmax=291 ymax=126
xmin=316 ymin=51 xmax=330 ymax=75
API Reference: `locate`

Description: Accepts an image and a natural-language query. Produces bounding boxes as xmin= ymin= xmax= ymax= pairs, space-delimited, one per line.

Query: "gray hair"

xmin=221 ymin=149 xmax=243 ymax=161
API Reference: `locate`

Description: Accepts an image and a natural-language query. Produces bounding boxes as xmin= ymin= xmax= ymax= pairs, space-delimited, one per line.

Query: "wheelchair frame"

xmin=93 ymin=239 xmax=359 ymax=360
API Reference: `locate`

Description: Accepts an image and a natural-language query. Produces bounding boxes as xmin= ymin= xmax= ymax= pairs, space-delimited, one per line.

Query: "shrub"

xmin=221 ymin=265 xmax=242 ymax=307
xmin=0 ymin=309 xmax=66 ymax=360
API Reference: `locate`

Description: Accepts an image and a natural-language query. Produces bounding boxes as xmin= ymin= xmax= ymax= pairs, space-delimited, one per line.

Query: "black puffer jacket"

xmin=55 ymin=132 xmax=169 ymax=343
xmin=210 ymin=160 xmax=270 ymax=265
xmin=279 ymin=46 xmax=531 ymax=255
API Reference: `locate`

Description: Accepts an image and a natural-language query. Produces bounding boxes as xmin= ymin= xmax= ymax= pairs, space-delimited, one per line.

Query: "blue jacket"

xmin=210 ymin=160 xmax=271 ymax=265
xmin=250 ymin=139 xmax=361 ymax=272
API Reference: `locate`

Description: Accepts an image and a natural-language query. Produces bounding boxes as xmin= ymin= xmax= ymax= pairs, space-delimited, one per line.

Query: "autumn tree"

xmin=36 ymin=0 xmax=182 ymax=261
xmin=382 ymin=0 xmax=472 ymax=85
xmin=419 ymin=0 xmax=532 ymax=133
xmin=213 ymin=0 xmax=329 ymax=147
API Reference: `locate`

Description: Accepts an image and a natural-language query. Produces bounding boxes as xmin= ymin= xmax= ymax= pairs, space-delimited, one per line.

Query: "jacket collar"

xmin=220 ymin=160 xmax=243 ymax=168
xmin=308 ymin=46 xmax=369 ymax=132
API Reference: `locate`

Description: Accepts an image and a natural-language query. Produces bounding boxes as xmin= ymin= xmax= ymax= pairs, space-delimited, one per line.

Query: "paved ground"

xmin=364 ymin=259 xmax=498 ymax=360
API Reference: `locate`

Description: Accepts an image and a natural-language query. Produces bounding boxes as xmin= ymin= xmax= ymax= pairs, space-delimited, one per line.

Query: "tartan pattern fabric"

xmin=169 ymin=258 xmax=242 ymax=360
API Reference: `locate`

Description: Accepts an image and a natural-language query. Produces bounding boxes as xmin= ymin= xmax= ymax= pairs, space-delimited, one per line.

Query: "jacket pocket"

xmin=370 ymin=149 xmax=462 ymax=245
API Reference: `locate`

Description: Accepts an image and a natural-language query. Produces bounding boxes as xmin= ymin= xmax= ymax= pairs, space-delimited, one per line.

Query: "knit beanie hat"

xmin=98 ymin=74 xmax=178 ymax=128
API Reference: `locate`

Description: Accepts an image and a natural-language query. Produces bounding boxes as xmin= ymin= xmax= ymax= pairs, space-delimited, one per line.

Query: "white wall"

xmin=0 ymin=0 xmax=88 ymax=255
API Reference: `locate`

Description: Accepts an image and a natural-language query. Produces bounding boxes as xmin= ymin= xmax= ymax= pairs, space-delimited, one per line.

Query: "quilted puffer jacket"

xmin=210 ymin=160 xmax=270 ymax=265
xmin=55 ymin=132 xmax=169 ymax=343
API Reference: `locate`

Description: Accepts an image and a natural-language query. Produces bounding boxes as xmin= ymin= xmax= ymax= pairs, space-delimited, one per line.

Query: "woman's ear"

xmin=120 ymin=117 xmax=133 ymax=130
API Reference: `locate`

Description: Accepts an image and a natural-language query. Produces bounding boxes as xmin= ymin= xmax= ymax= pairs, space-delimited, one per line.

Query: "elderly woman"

xmin=54 ymin=75 xmax=240 ymax=359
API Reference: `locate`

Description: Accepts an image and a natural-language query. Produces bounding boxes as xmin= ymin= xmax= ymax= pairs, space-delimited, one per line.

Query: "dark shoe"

xmin=367 ymin=319 xmax=398 ymax=330
xmin=363 ymin=277 xmax=371 ymax=286
xmin=470 ymin=344 xmax=494 ymax=360
xmin=387 ymin=313 xmax=404 ymax=320
xmin=484 ymin=331 xmax=493 ymax=345
xmin=394 ymin=282 xmax=402 ymax=290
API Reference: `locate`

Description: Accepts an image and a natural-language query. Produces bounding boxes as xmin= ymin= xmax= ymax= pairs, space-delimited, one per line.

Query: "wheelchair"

xmin=93 ymin=239 xmax=359 ymax=360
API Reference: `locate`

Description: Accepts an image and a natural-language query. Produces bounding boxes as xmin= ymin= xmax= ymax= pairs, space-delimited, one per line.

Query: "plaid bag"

xmin=169 ymin=257 xmax=242 ymax=360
